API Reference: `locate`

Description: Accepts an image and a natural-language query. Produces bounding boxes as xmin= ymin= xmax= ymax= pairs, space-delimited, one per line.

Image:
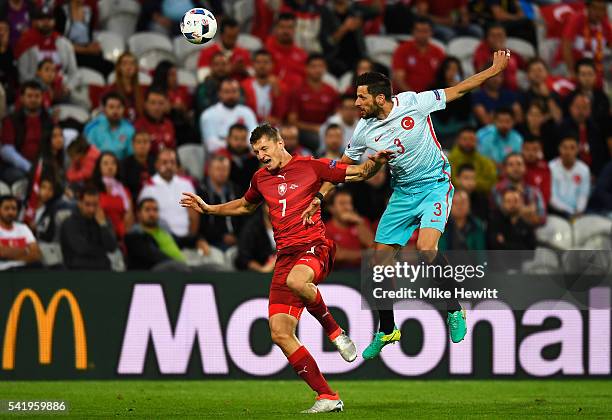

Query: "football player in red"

xmin=181 ymin=123 xmax=392 ymax=414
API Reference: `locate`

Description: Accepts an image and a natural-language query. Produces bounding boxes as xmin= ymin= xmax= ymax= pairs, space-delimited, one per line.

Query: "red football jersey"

xmin=244 ymin=156 xmax=348 ymax=250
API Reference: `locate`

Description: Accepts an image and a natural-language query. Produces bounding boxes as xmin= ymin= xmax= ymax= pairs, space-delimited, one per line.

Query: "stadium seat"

xmin=72 ymin=68 xmax=106 ymax=108
xmin=573 ymin=215 xmax=612 ymax=249
xmin=183 ymin=51 xmax=202 ymax=74
xmin=507 ymin=37 xmax=536 ymax=60
xmin=105 ymin=14 xmax=139 ymax=41
xmin=535 ymin=215 xmax=573 ymax=250
xmin=11 ymin=178 xmax=28 ymax=201
xmin=516 ymin=70 xmax=529 ymax=90
xmin=177 ymin=69 xmax=197 ymax=90
xmin=55 ymin=104 xmax=91 ymax=125
xmin=138 ymin=49 xmax=176 ymax=71
xmin=233 ymin=0 xmax=255 ymax=30
xmin=448 ymin=37 xmax=480 ymax=61
xmin=237 ymin=34 xmax=263 ymax=52
xmin=107 ymin=249 xmax=126 ymax=272
xmin=101 ymin=0 xmax=140 ymax=39
xmin=461 ymin=58 xmax=475 ymax=77
xmin=173 ymin=35 xmax=206 ymax=66
xmin=95 ymin=31 xmax=125 ymax=63
xmin=323 ymin=73 xmax=339 ymax=91
xmin=177 ymin=144 xmax=205 ymax=182
xmin=365 ymin=35 xmax=397 ymax=67
xmin=522 ymin=246 xmax=560 ymax=274
xmin=39 ymin=242 xmax=64 ymax=267
xmin=128 ymin=32 xmax=173 ymax=58
xmin=0 ymin=181 xmax=10 ymax=195
xmin=338 ymin=71 xmax=352 ymax=93
xmin=107 ymin=71 xmax=152 ymax=86
xmin=538 ymin=38 xmax=560 ymax=69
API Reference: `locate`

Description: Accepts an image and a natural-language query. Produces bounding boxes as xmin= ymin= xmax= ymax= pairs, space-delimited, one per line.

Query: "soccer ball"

xmin=180 ymin=8 xmax=217 ymax=45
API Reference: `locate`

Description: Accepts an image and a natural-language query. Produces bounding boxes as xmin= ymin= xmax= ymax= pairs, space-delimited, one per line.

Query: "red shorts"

xmin=268 ymin=239 xmax=336 ymax=320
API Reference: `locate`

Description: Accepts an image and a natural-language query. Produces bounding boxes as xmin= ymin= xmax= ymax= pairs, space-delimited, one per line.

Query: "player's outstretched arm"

xmin=180 ymin=192 xmax=259 ymax=216
xmin=345 ymin=150 xmax=394 ymax=182
xmin=444 ymin=49 xmax=511 ymax=103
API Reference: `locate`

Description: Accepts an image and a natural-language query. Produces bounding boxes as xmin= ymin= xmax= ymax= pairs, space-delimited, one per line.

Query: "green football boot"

xmin=362 ymin=327 xmax=401 ymax=360
xmin=447 ymin=309 xmax=467 ymax=343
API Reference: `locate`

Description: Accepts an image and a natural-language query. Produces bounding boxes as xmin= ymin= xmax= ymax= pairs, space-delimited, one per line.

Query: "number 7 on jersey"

xmin=279 ymin=198 xmax=287 ymax=217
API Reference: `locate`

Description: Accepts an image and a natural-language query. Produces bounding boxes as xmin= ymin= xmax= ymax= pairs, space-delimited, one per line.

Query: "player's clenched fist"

xmin=490 ymin=49 xmax=511 ymax=76
xmin=180 ymin=192 xmax=210 ymax=214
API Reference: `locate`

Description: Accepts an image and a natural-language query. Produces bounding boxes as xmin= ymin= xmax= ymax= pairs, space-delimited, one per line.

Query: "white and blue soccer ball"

xmin=180 ymin=8 xmax=217 ymax=45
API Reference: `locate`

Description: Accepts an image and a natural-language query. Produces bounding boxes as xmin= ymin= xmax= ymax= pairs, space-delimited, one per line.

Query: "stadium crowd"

xmin=0 ymin=0 xmax=610 ymax=272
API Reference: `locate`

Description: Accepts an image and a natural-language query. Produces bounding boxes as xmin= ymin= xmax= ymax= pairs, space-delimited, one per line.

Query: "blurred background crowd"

xmin=0 ymin=0 xmax=610 ymax=273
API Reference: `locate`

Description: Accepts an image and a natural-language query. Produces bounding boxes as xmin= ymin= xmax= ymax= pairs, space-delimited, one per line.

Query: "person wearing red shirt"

xmin=241 ymin=49 xmax=289 ymax=125
xmin=324 ymin=189 xmax=373 ymax=269
xmin=265 ymin=12 xmax=308 ymax=92
xmin=522 ymin=138 xmax=551 ymax=206
xmin=391 ymin=17 xmax=445 ymax=93
xmin=473 ymin=23 xmax=525 ymax=91
xmin=134 ymin=88 xmax=176 ymax=156
xmin=288 ymin=53 xmax=339 ymax=152
xmin=197 ymin=17 xmax=251 ymax=82
xmin=560 ymin=0 xmax=611 ymax=82
xmin=414 ymin=0 xmax=482 ymax=42
xmin=0 ymin=80 xmax=53 ymax=185
xmin=181 ymin=123 xmax=393 ymax=414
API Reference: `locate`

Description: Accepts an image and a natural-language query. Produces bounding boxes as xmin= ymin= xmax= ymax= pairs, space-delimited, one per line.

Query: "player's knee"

xmin=270 ymin=325 xmax=292 ymax=346
xmin=286 ymin=267 xmax=313 ymax=293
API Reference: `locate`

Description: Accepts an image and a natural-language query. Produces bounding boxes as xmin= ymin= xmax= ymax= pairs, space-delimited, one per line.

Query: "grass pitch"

xmin=0 ymin=380 xmax=610 ymax=419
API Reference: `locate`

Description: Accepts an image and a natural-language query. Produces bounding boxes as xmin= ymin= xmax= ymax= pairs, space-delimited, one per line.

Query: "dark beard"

xmin=223 ymin=100 xmax=238 ymax=109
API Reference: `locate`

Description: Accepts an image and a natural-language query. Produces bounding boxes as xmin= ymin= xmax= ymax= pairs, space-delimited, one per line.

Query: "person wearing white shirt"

xmin=548 ymin=136 xmax=591 ymax=218
xmin=318 ymin=94 xmax=360 ymax=154
xmin=0 ymin=195 xmax=41 ymax=270
xmin=199 ymin=79 xmax=257 ymax=154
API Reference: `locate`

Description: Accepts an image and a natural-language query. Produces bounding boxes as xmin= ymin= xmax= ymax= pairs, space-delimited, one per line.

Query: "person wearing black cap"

xmin=13 ymin=6 xmax=77 ymax=86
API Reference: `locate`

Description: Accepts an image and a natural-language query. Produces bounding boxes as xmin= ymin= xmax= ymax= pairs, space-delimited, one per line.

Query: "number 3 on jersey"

xmin=394 ymin=138 xmax=405 ymax=154
xmin=279 ymin=198 xmax=287 ymax=217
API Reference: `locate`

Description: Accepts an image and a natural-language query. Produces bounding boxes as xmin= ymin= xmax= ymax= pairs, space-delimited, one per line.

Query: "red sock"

xmin=288 ymin=346 xmax=336 ymax=397
xmin=306 ymin=289 xmax=341 ymax=340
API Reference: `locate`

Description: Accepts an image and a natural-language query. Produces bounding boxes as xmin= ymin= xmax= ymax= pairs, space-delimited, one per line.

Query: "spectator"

xmin=448 ymin=126 xmax=497 ymax=193
xmin=483 ymin=0 xmax=536 ymax=46
xmin=477 ymin=108 xmax=523 ymax=165
xmin=560 ymin=0 xmax=611 ymax=81
xmin=265 ymin=12 xmax=308 ymax=90
xmin=33 ymin=58 xmax=68 ymax=107
xmin=453 ymin=164 xmax=489 ymax=222
xmin=319 ymin=94 xmax=359 ymax=153
xmin=125 ymin=198 xmax=189 ymax=272
xmin=430 ymin=57 xmax=473 ymax=145
xmin=492 ymin=153 xmax=546 ymax=226
xmin=23 ymin=174 xmax=72 ymax=242
xmin=92 ymin=152 xmax=134 ymax=241
xmin=216 ymin=123 xmax=259 ymax=196
xmin=197 ymin=17 xmax=251 ymax=81
xmin=472 ymin=70 xmax=521 ymax=127
xmin=320 ymin=123 xmax=344 ymax=160
xmin=487 ymin=187 xmax=536 ymax=250
xmin=107 ymin=52 xmax=145 ymax=120
xmin=287 ymin=53 xmax=338 ymax=152
xmin=549 ymin=136 xmax=591 ymax=219
xmin=519 ymin=58 xmax=562 ymax=123
xmin=588 ymin=161 xmax=612 ymax=213
xmin=522 ymin=138 xmax=551 ymax=206
xmin=515 ymin=101 xmax=559 ymax=161
xmin=84 ymin=91 xmax=135 ymax=160
xmin=199 ymin=78 xmax=257 ymax=154
xmin=473 ymin=23 xmax=524 ymax=91
xmin=66 ymin=135 xmax=100 ymax=184
xmin=391 ymin=17 xmax=445 ymax=93
xmin=345 ymin=57 xmax=374 ymax=96
xmin=35 ymin=124 xmax=65 ymax=185
xmin=281 ymin=124 xmax=312 ymax=157
xmin=121 ymin=131 xmax=155 ymax=201
xmin=1 ymin=80 xmax=53 ymax=185
xmin=194 ymin=52 xmax=230 ymax=116
xmin=14 ymin=6 xmax=77 ymax=86
xmin=279 ymin=0 xmax=323 ymax=53
xmin=0 ymin=194 xmax=41 ymax=270
xmin=0 ymin=0 xmax=34 ymax=48
xmin=60 ymin=186 xmax=119 ymax=270
xmin=346 ymin=168 xmax=391 ymax=224
xmin=55 ymin=0 xmax=114 ymax=77
xmin=559 ymin=93 xmax=606 ymax=176
xmin=324 ymin=189 xmax=374 ymax=269
xmin=236 ymin=205 xmax=276 ymax=272
xmin=138 ymin=149 xmax=200 ymax=248
xmin=134 ymin=88 xmax=176 ymax=156
xmin=438 ymin=189 xmax=486 ymax=251
xmin=414 ymin=0 xmax=482 ymax=42
xmin=199 ymin=155 xmax=242 ymax=251
xmin=151 ymin=60 xmax=198 ymax=147
xmin=319 ymin=0 xmax=367 ymax=78
xmin=241 ymin=49 xmax=288 ymax=124
xmin=0 ymin=20 xmax=18 ymax=107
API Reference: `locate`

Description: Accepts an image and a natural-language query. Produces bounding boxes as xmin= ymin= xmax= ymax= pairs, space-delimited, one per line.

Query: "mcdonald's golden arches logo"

xmin=2 ymin=288 xmax=87 ymax=370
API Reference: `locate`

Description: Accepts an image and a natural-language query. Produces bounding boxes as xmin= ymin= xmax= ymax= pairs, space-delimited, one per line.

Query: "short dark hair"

xmin=523 ymin=137 xmax=543 ymax=145
xmin=137 ymin=197 xmax=157 ymax=211
xmin=133 ymin=131 xmax=151 ymax=141
xmin=228 ymin=122 xmax=248 ymax=137
xmin=101 ymin=90 xmax=126 ymax=107
xmin=559 ymin=136 xmax=578 ymax=145
xmin=145 ymin=87 xmax=167 ymax=100
xmin=503 ymin=152 xmax=523 ymax=166
xmin=36 ymin=58 xmax=54 ymax=71
xmin=325 ymin=123 xmax=342 ymax=135
xmin=0 ymin=195 xmax=17 ymax=208
xmin=20 ymin=80 xmax=43 ymax=94
xmin=456 ymin=163 xmax=475 ymax=176
xmin=340 ymin=93 xmax=354 ymax=103
xmin=486 ymin=22 xmax=505 ymax=36
xmin=277 ymin=12 xmax=296 ymax=23
xmin=355 ymin=72 xmax=392 ymax=101
xmin=413 ymin=16 xmax=432 ymax=28
xmin=457 ymin=126 xmax=477 ymax=136
xmin=66 ymin=135 xmax=90 ymax=156
xmin=253 ymin=49 xmax=271 ymax=60
xmin=329 ymin=188 xmax=352 ymax=206
xmin=526 ymin=57 xmax=548 ymax=71
xmin=250 ymin=123 xmax=280 ymax=144
xmin=495 ymin=107 xmax=514 ymax=118
xmin=220 ymin=17 xmax=239 ymax=33
xmin=77 ymin=185 xmax=99 ymax=200
xmin=306 ymin=53 xmax=326 ymax=65
xmin=575 ymin=58 xmax=596 ymax=74
xmin=218 ymin=77 xmax=238 ymax=91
